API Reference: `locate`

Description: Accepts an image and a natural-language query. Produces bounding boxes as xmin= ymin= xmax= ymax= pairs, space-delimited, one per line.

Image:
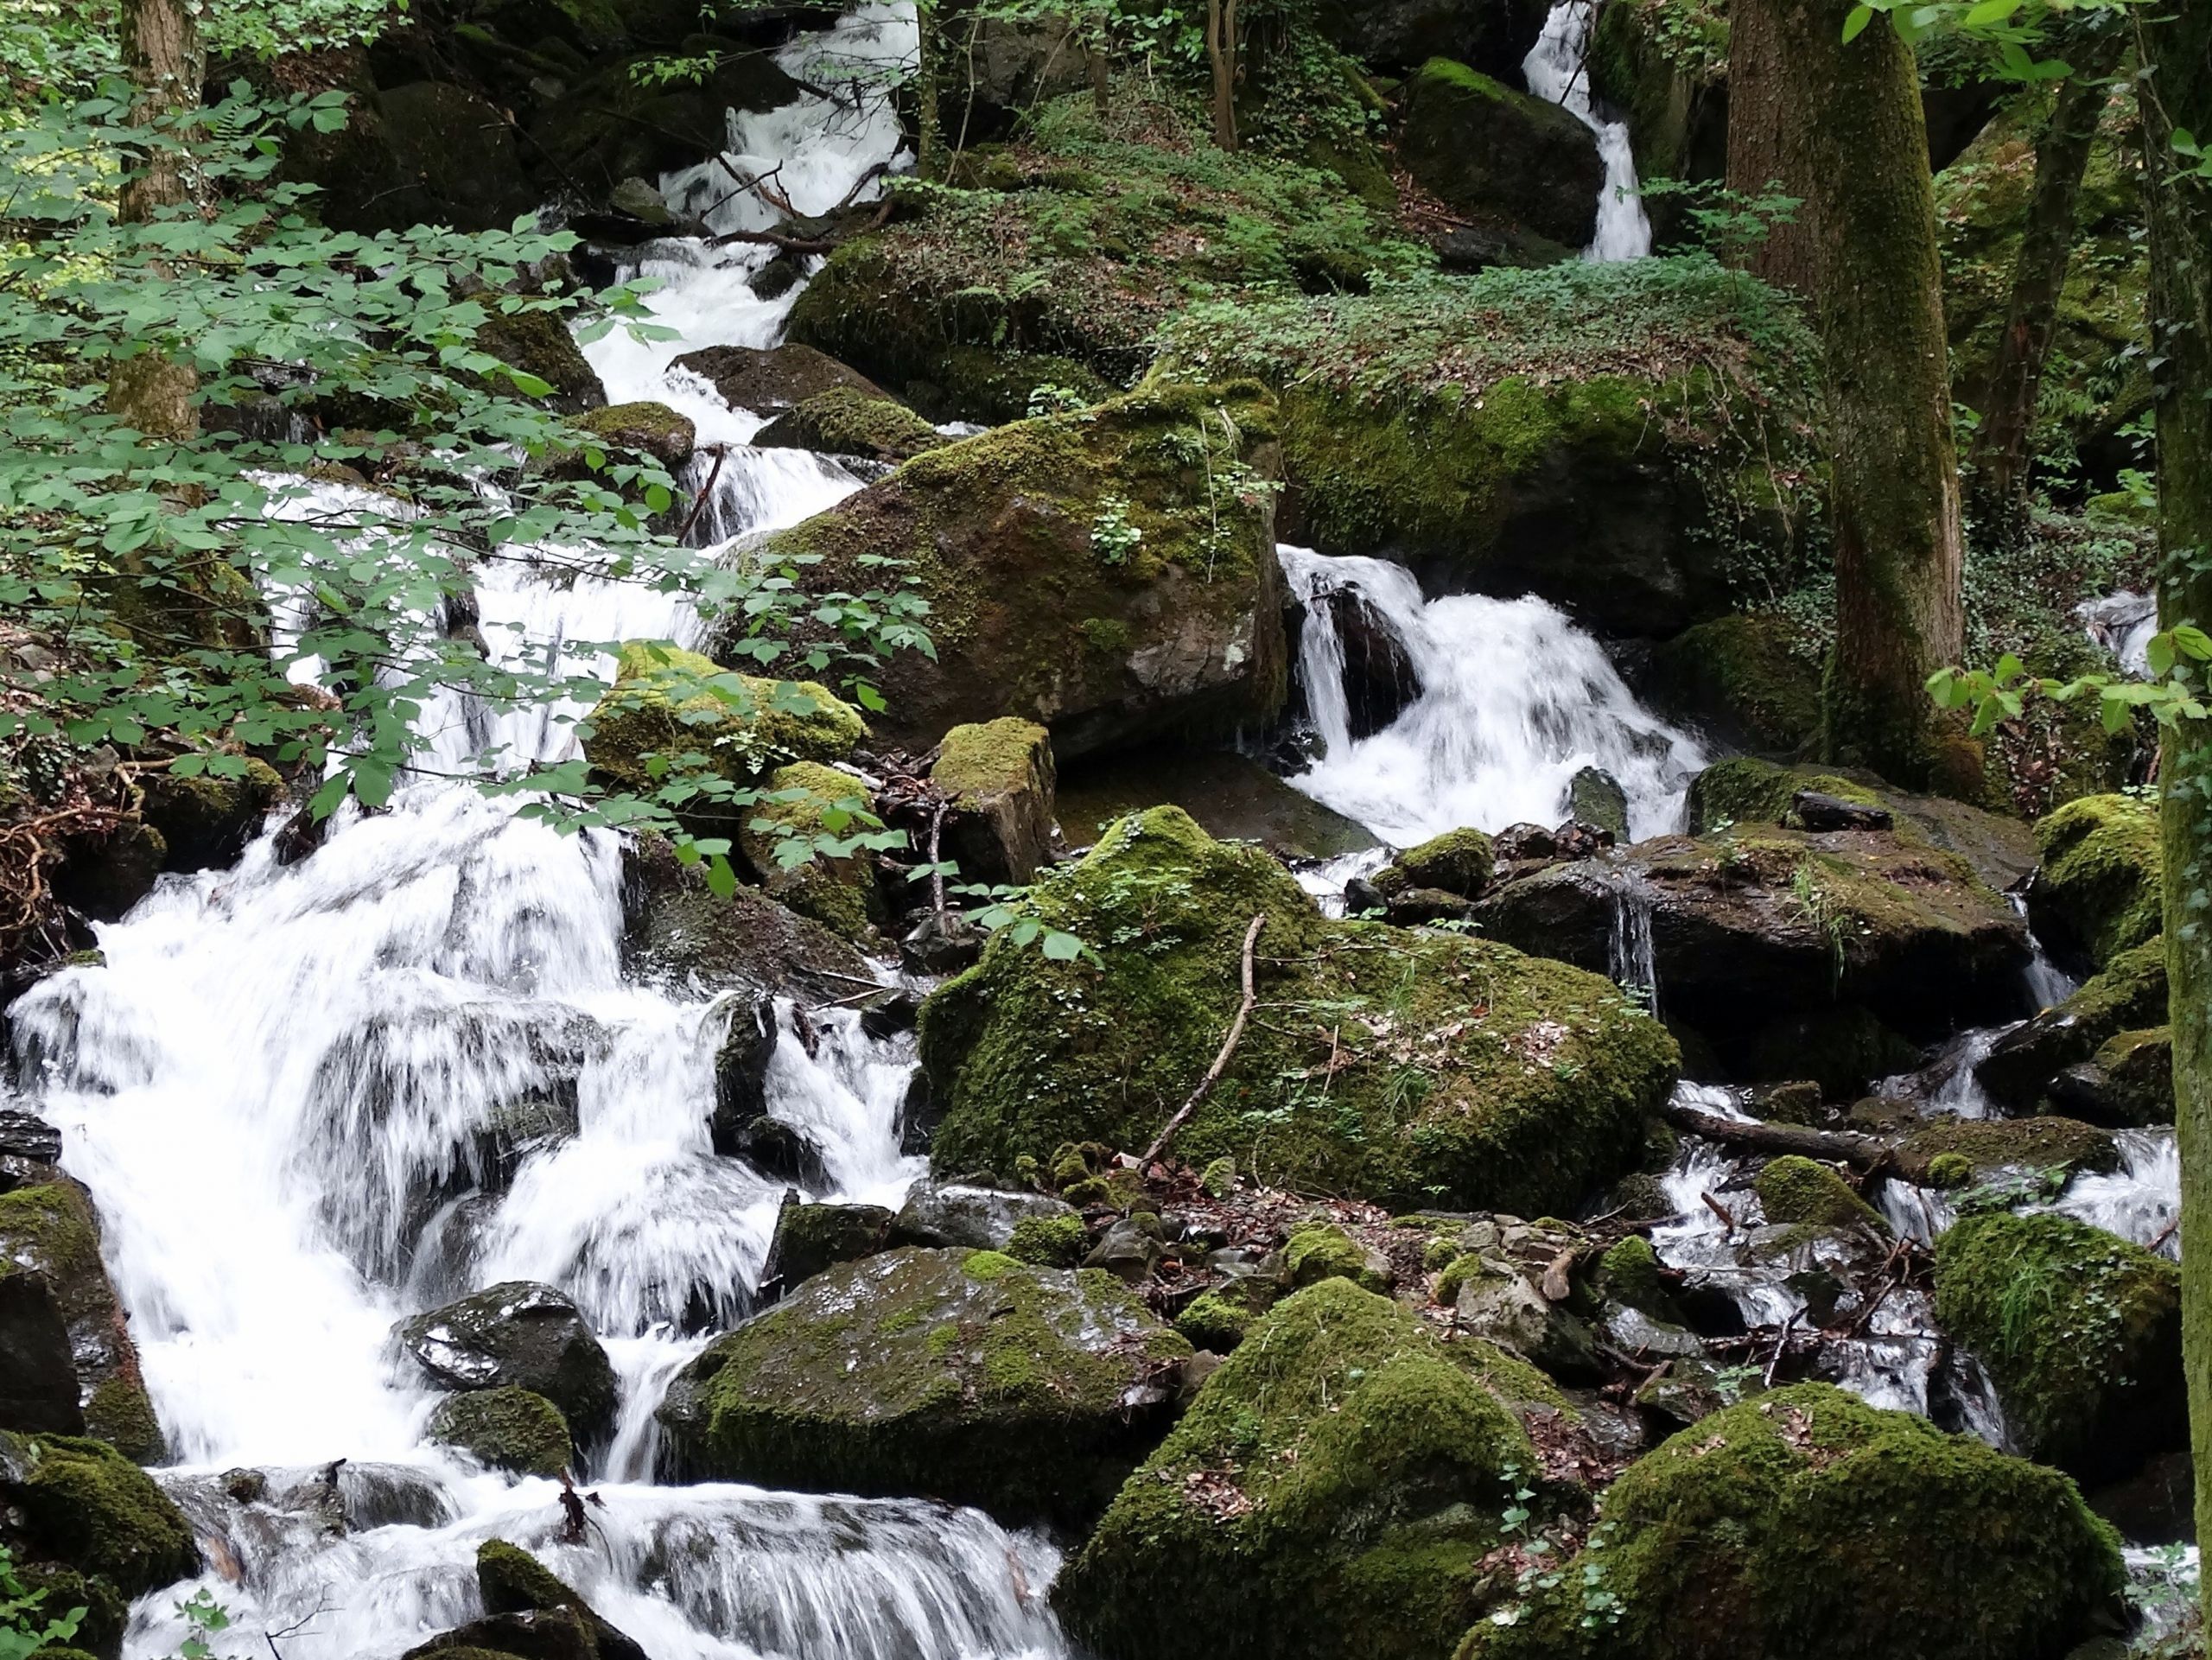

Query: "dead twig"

xmin=1143 ymin=913 xmax=1266 ymax=1167
xmin=675 ymin=443 xmax=729 ymax=544
xmin=1763 ymin=1310 xmax=1798 ymax=1390
xmin=1700 ymin=1191 xmax=1739 ymax=1234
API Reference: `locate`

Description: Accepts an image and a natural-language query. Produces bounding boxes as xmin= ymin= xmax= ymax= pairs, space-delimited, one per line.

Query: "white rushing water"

xmin=1523 ymin=0 xmax=1654 ymax=261
xmin=1279 ymin=546 xmax=1706 ymax=845
xmin=7 ymin=8 xmax=1071 ymax=1655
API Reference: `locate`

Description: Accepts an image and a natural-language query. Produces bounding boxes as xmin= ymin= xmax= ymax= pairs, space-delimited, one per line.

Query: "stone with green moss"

xmin=1934 ymin=1212 xmax=2182 ymax=1479
xmin=736 ymin=760 xmax=880 ymax=939
xmin=1976 ymin=937 xmax=2167 ymax=1110
xmin=1646 ymin=615 xmax=1821 ymax=758
xmin=1459 ymin=1382 xmax=2123 ymax=1660
xmin=717 ymin=381 xmax=1288 ymax=759
xmin=584 ymin=643 xmax=866 ymax=805
xmin=137 ymin=757 xmax=284 ymax=873
xmin=1753 ymin=1157 xmax=1886 ymax=1232
xmin=1924 ymin=1152 xmax=1976 ymax=1188
xmin=471 ymin=303 xmax=606 ymax=414
xmin=1373 ymin=827 xmax=1495 ymax=900
xmin=2049 ymin=1024 xmax=2172 ymax=1129
xmin=920 ymin=808 xmax=1678 ymax=1216
xmin=0 ymin=1433 xmax=197 ymax=1598
xmin=932 ymin=718 xmax=1058 ymax=884
xmin=1283 ymin=1222 xmax=1392 ymax=1293
xmin=1893 ymin=1115 xmax=2118 ymax=1183
xmin=428 ymin=1387 xmax=573 ymax=1479
xmin=2028 ymin=792 xmax=2162 ymax=970
xmin=655 ymin=1246 xmax=1191 ymax=1528
xmin=620 ymin=830 xmax=873 ymax=1002
xmin=1684 ymin=757 xmax=1882 ymax=834
xmin=1173 ymin=1289 xmax=1258 ymax=1352
xmin=1597 ymin=1235 xmax=1679 ymax=1322
xmin=1003 ymin=1211 xmax=1088 ymax=1268
xmin=563 ymin=399 xmax=696 ymax=469
xmin=1052 ymin=746 xmax=1376 ymax=860
xmin=761 ymin=1201 xmax=894 ymax=1294
xmin=1056 ymin=1279 xmax=1573 ymax=1660
xmin=475 ymin=1536 xmax=649 ymax=1659
xmin=1399 ymin=59 xmax=1604 ymax=247
xmin=11 ymin=1561 xmax=124 ymax=1660
xmin=754 ymin=386 xmax=949 ymax=462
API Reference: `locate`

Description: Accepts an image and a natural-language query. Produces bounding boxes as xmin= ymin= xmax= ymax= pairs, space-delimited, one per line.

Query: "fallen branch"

xmin=1660 ymin=1097 xmax=1891 ymax=1172
xmin=674 ymin=443 xmax=728 ymax=544
xmin=1143 ymin=913 xmax=1266 ymax=1167
xmin=1763 ymin=1310 xmax=1798 ymax=1389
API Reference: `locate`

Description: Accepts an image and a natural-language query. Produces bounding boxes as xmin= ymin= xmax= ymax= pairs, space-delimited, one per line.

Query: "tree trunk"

xmin=1205 ymin=0 xmax=1237 ymax=151
xmin=109 ymin=0 xmax=202 ymax=442
xmin=915 ymin=0 xmax=941 ymax=180
xmin=2139 ymin=0 xmax=2212 ymax=1630
xmin=1741 ymin=0 xmax=1964 ymax=785
xmin=1967 ymin=29 xmax=2127 ymax=549
xmin=1724 ymin=0 xmax=1818 ymax=295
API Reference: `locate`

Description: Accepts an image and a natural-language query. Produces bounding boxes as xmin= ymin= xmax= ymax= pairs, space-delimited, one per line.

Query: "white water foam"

xmin=1523 ymin=0 xmax=1654 ymax=261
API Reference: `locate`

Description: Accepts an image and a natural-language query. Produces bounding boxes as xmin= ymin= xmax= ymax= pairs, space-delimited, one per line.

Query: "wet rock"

xmin=1741 ymin=1006 xmax=1918 ymax=1101
xmin=0 ymin=1430 xmax=199 ymax=1598
xmin=1567 ymin=766 xmax=1630 ymax=842
xmin=657 ymin=1247 xmax=1192 ymax=1528
xmin=621 ymin=831 xmax=874 ymax=999
xmin=1463 ymin=1383 xmax=2125 ymax=1660
xmin=477 ymin=1537 xmax=652 ymax=1660
xmin=1934 ymin=1211 xmax=2183 ymax=1483
xmin=931 ymin=718 xmax=1058 ymax=886
xmin=50 ymin=820 xmax=164 ymax=924
xmin=1053 ymin=1279 xmax=1578 ymax=1660
xmin=1643 ymin=614 xmax=1821 ymax=756
xmin=2027 ymin=792 xmax=2162 ymax=971
xmin=1891 ymin=1115 xmax=2118 ymax=1184
xmin=137 ymin=759 xmax=285 ymax=872
xmin=736 ymin=760 xmax=883 ymax=939
xmin=889 ymin=1180 xmax=1079 ymax=1252
xmin=709 ymin=992 xmax=778 ymax=1157
xmin=561 ymin=399 xmax=696 ymax=470
xmin=760 ymin=1196 xmax=894 ymax=1296
xmin=919 ymin=808 xmax=1677 ymax=1217
xmin=1371 ymin=826 xmax=1494 ymax=903
xmin=2049 ymin=1026 xmax=2173 ymax=1129
xmin=1084 ymin=1213 xmax=1168 ymax=1282
xmin=0 ymin=1276 xmax=79 ymax=1437
xmin=1452 ymin=1266 xmax=1601 ymax=1383
xmin=669 ymin=342 xmax=887 ymax=415
xmin=1976 ymin=937 xmax=2167 ymax=1111
xmin=1052 ymin=747 xmax=1377 ymax=862
xmin=0 ymin=1109 xmax=63 ymax=1194
xmin=1491 ymin=822 xmax=1556 ymax=863
xmin=401 ymin=1606 xmax=599 ymax=1660
xmin=395 ymin=1282 xmax=618 ymax=1446
xmin=899 ymin=909 xmax=981 ymax=976
xmin=1548 ymin=819 xmax=1615 ymax=861
xmin=1631 ymin=1352 xmax=1738 ymax=1428
xmin=1473 ymin=827 xmax=2031 ymax=1047
xmin=1398 ymin=59 xmax=1603 ymax=248
xmin=426 ymin=1387 xmax=573 ymax=1479
xmin=1791 ymin=789 xmax=1893 ymax=833
xmin=1752 ymin=1156 xmax=1886 ymax=1232
xmin=1309 ymin=584 xmax=1423 ymax=740
xmin=753 ymin=386 xmax=948 ymax=463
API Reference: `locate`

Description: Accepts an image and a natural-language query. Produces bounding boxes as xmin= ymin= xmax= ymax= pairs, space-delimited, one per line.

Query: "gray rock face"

xmin=394 ymin=1282 xmax=618 ymax=1444
xmin=1567 ymin=766 xmax=1630 ymax=842
xmin=891 ymin=1180 xmax=1080 ymax=1252
xmin=709 ymin=993 xmax=779 ymax=1157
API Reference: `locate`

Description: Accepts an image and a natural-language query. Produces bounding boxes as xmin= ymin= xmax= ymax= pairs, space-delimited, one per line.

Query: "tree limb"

xmin=1659 ymin=1097 xmax=1890 ymax=1171
xmin=1143 ymin=913 xmax=1266 ymax=1167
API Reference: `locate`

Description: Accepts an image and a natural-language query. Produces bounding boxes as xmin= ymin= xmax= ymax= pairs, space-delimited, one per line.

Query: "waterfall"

xmin=1279 ymin=546 xmax=1706 ymax=846
xmin=6 ymin=7 xmax=1075 ymax=1655
xmin=1523 ymin=0 xmax=1654 ymax=261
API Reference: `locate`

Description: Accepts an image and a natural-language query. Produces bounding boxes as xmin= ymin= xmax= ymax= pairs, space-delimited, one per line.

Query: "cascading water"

xmin=6 ymin=8 xmax=1072 ymax=1655
xmin=1279 ymin=546 xmax=1707 ymax=846
xmin=1523 ymin=1 xmax=1654 ymax=261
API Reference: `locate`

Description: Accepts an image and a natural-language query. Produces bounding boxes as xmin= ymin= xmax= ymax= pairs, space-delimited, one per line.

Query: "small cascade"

xmin=1523 ymin=0 xmax=1654 ymax=261
xmin=2077 ymin=588 xmax=2158 ymax=679
xmin=1604 ymin=868 xmax=1661 ymax=1013
xmin=1278 ymin=546 xmax=1707 ymax=846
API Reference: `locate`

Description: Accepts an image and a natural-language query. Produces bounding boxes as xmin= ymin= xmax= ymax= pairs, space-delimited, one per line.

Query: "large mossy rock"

xmin=753 ymin=386 xmax=949 ymax=463
xmin=1472 ymin=827 xmax=2030 ymax=1049
xmin=1975 ymin=936 xmax=2167 ymax=1110
xmin=394 ymin=1282 xmax=618 ymax=1446
xmin=1643 ymin=614 xmax=1821 ymax=754
xmin=0 ymin=1431 xmax=198 ymax=1599
xmin=582 ymin=643 xmax=867 ymax=800
xmin=655 ymin=1247 xmax=1191 ymax=1528
xmin=1461 ymin=1383 xmax=2124 ymax=1660
xmin=1933 ymin=1212 xmax=2182 ymax=1481
xmin=1156 ymin=262 xmax=1821 ymax=638
xmin=1052 ymin=746 xmax=1377 ymax=860
xmin=0 ymin=1181 xmax=164 ymax=1460
xmin=1054 ymin=1278 xmax=1571 ymax=1660
xmin=427 ymin=1387 xmax=574 ymax=1479
xmin=621 ymin=830 xmax=874 ymax=999
xmin=717 ymin=382 xmax=1289 ymax=759
xmin=920 ymin=808 xmax=1677 ymax=1215
xmin=476 ymin=1537 xmax=650 ymax=1660
xmin=2027 ymin=792 xmax=2162 ymax=970
xmin=931 ymin=718 xmax=1058 ymax=884
xmin=1399 ymin=59 xmax=1603 ymax=248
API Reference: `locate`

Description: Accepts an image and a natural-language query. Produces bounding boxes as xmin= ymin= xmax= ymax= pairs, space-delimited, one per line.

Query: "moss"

xmin=1174 ymin=1289 xmax=1258 ymax=1351
xmin=1752 ymin=1157 xmax=1886 ymax=1232
xmin=753 ymin=385 xmax=949 ymax=461
xmin=657 ymin=1247 xmax=1192 ymax=1528
xmin=1054 ymin=1280 xmax=1565 ymax=1660
xmin=556 ymin=398 xmax=696 ymax=472
xmin=1895 ymin=1115 xmax=2118 ymax=1181
xmin=12 ymin=1563 xmax=124 ymax=1660
xmin=919 ymin=807 xmax=1680 ymax=1215
xmin=428 ymin=1387 xmax=573 ymax=1478
xmin=1199 ymin=1156 xmax=1238 ymax=1199
xmin=1005 ymin=1212 xmax=1088 ymax=1268
xmin=79 ymin=1377 xmax=163 ymax=1467
xmin=1283 ymin=1222 xmax=1389 ymax=1293
xmin=737 ymin=760 xmax=880 ymax=939
xmin=1976 ymin=936 xmax=2169 ymax=1108
xmin=2031 ymin=792 xmax=2162 ymax=968
xmin=471 ymin=303 xmax=605 ymax=411
xmin=583 ymin=643 xmax=866 ymax=799
xmin=933 ymin=717 xmax=1052 ymax=803
xmin=1646 ymin=615 xmax=1821 ymax=756
xmin=1461 ymin=1382 xmax=2123 ymax=1660
xmin=1933 ymin=1212 xmax=2181 ymax=1477
xmin=1597 ymin=1234 xmax=1675 ymax=1319
xmin=1924 ymin=1152 xmax=1976 ymax=1188
xmin=136 ymin=757 xmax=284 ymax=871
xmin=1684 ymin=757 xmax=1881 ymax=834
xmin=5 ymin=1435 xmax=197 ymax=1598
xmin=1375 ymin=827 xmax=1495 ymax=899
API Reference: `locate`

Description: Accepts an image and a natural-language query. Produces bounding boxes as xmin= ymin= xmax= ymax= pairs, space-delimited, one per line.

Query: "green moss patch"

xmin=1 ymin=1434 xmax=197 ymax=1598
xmin=2030 ymin=792 xmax=2162 ymax=969
xmin=583 ymin=643 xmax=866 ymax=799
xmin=1753 ymin=1157 xmax=1885 ymax=1232
xmin=428 ymin=1388 xmax=573 ymax=1478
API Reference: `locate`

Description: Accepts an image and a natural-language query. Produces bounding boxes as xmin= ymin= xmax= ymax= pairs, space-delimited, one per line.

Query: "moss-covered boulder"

xmin=736 ymin=760 xmax=881 ymax=939
xmin=0 ymin=1182 xmax=163 ymax=1461
xmin=137 ymin=757 xmax=284 ymax=873
xmin=1373 ymin=826 xmax=1495 ymax=899
xmin=1644 ymin=614 xmax=1821 ymax=756
xmin=753 ymin=387 xmax=949 ymax=463
xmin=427 ymin=1387 xmax=573 ymax=1479
xmin=671 ymin=343 xmax=887 ymax=414
xmin=1056 ymin=1279 xmax=1573 ymax=1660
xmin=583 ymin=643 xmax=867 ymax=802
xmin=1472 ymin=827 xmax=2029 ymax=1051
xmin=717 ymin=382 xmax=1288 ymax=758
xmin=931 ymin=717 xmax=1058 ymax=884
xmin=657 ymin=1247 xmax=1189 ymax=1527
xmin=562 ymin=399 xmax=696 ymax=470
xmin=476 ymin=1537 xmax=649 ymax=1660
xmin=1891 ymin=1115 xmax=2118 ymax=1184
xmin=2028 ymin=792 xmax=2161 ymax=970
xmin=1685 ymin=757 xmax=1884 ymax=834
xmin=1052 ymin=746 xmax=1377 ymax=859
xmin=1460 ymin=1383 xmax=2123 ymax=1660
xmin=1752 ymin=1157 xmax=1885 ymax=1231
xmin=760 ymin=1199 xmax=894 ymax=1294
xmin=920 ymin=808 xmax=1677 ymax=1215
xmin=0 ymin=1432 xmax=198 ymax=1599
xmin=394 ymin=1282 xmax=618 ymax=1446
xmin=1934 ymin=1212 xmax=2182 ymax=1480
xmin=1975 ymin=936 xmax=2167 ymax=1110
xmin=620 ymin=830 xmax=873 ymax=999
xmin=2049 ymin=1024 xmax=2173 ymax=1128
xmin=1399 ymin=59 xmax=1603 ymax=247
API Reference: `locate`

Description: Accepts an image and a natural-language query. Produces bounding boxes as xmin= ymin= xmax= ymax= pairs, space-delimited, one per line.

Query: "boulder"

xmin=669 ymin=343 xmax=887 ymax=415
xmin=470 ymin=302 xmax=607 ymax=417
xmin=476 ymin=1537 xmax=650 ymax=1660
xmin=1643 ymin=614 xmax=1821 ymax=755
xmin=563 ymin=400 xmax=696 ymax=470
xmin=0 ymin=1182 xmax=163 ymax=1460
xmin=1053 ymin=1279 xmax=1577 ymax=1660
xmin=0 ymin=1431 xmax=199 ymax=1599
xmin=753 ymin=387 xmax=949 ymax=463
xmin=889 ymin=1180 xmax=1080 ymax=1252
xmin=1052 ymin=747 xmax=1377 ymax=860
xmin=2049 ymin=1025 xmax=2173 ymax=1128
xmin=1282 ymin=1221 xmax=1392 ymax=1294
xmin=1891 ymin=1115 xmax=2118 ymax=1185
xmin=426 ymin=1387 xmax=574 ymax=1479
xmin=621 ymin=831 xmax=874 ymax=999
xmin=1460 ymin=1383 xmax=2124 ymax=1660
xmin=137 ymin=758 xmax=284 ymax=872
xmin=2028 ymin=792 xmax=2162 ymax=970
xmin=1567 ymin=766 xmax=1630 ymax=841
xmin=919 ymin=808 xmax=1677 ymax=1217
xmin=284 ymin=72 xmax=537 ymax=236
xmin=1471 ymin=827 xmax=2030 ymax=1048
xmin=759 ymin=1197 xmax=894 ymax=1295
xmin=1451 ymin=1262 xmax=1601 ymax=1383
xmin=1398 ymin=58 xmax=1604 ymax=249
xmin=714 ymin=381 xmax=1290 ymax=759
xmin=708 ymin=990 xmax=777 ymax=1157
xmin=656 ymin=1247 xmax=1191 ymax=1527
xmin=1314 ymin=0 xmax=1549 ymax=77
xmin=735 ymin=760 xmax=882 ymax=939
xmin=1370 ymin=826 xmax=1494 ymax=901
xmin=1751 ymin=1156 xmax=1885 ymax=1231
xmin=1934 ymin=1212 xmax=2182 ymax=1481
xmin=1305 ymin=583 xmax=1424 ymax=740
xmin=1975 ymin=938 xmax=2167 ymax=1111
xmin=394 ymin=1282 xmax=618 ymax=1445
xmin=525 ymin=48 xmax=802 ymax=206
xmin=400 ymin=1607 xmax=596 ymax=1660
xmin=931 ymin=718 xmax=1058 ymax=885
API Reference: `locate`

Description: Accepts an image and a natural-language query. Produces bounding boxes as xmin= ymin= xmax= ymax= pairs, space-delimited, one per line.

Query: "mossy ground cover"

xmin=920 ymin=807 xmax=1678 ymax=1216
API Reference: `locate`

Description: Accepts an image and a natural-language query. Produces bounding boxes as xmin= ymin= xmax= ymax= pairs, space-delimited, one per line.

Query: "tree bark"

xmin=1739 ymin=0 xmax=1964 ymax=785
xmin=2137 ymin=0 xmax=2212 ymax=1629
xmin=1967 ymin=27 xmax=2128 ymax=549
xmin=108 ymin=0 xmax=202 ymax=442
xmin=1205 ymin=0 xmax=1237 ymax=151
xmin=1724 ymin=0 xmax=1818 ymax=295
xmin=915 ymin=0 xmax=941 ymax=181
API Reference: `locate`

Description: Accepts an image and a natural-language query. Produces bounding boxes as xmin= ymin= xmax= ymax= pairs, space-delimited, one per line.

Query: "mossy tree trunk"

xmin=1738 ymin=0 xmax=1964 ymax=785
xmin=1724 ymin=0 xmax=1818 ymax=295
xmin=915 ymin=0 xmax=942 ymax=180
xmin=1967 ymin=26 xmax=2127 ymax=550
xmin=1205 ymin=0 xmax=1237 ymax=151
xmin=108 ymin=0 xmax=201 ymax=442
xmin=2139 ymin=0 xmax=2212 ymax=1628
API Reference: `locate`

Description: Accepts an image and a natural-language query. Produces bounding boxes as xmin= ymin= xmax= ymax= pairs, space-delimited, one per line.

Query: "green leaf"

xmin=705 ymin=853 xmax=738 ymax=899
xmin=1042 ymin=930 xmax=1084 ymax=961
xmin=1961 ymin=0 xmax=2019 ymax=24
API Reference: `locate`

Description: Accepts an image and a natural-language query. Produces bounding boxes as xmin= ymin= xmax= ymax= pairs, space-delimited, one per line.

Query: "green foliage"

xmin=0 ymin=1546 xmax=83 ymax=1660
